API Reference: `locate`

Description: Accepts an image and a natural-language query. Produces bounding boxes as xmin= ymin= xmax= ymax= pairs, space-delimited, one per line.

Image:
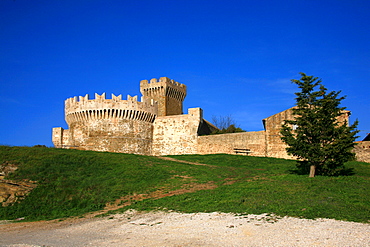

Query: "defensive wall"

xmin=52 ymin=76 xmax=367 ymax=162
xmin=354 ymin=141 xmax=370 ymax=163
xmin=53 ymin=77 xmax=189 ymax=155
xmin=262 ymin=108 xmax=295 ymax=159
xmin=357 ymin=141 xmax=370 ymax=149
xmin=261 ymin=107 xmax=351 ymax=159
xmin=197 ymin=131 xmax=266 ymax=156
xmin=140 ymin=77 xmax=186 ymax=116
xmin=152 ymin=108 xmax=203 ymax=156
xmin=53 ymin=92 xmax=158 ymax=155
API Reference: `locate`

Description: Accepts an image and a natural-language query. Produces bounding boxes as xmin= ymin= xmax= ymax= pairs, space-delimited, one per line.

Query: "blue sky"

xmin=1 ymin=0 xmax=369 ymax=147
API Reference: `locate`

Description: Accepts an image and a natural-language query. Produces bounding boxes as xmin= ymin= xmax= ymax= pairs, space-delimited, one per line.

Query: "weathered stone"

xmin=0 ymin=163 xmax=37 ymax=207
xmin=354 ymin=141 xmax=370 ymax=163
xmin=0 ymin=161 xmax=18 ymax=179
xmin=52 ymin=77 xmax=367 ymax=163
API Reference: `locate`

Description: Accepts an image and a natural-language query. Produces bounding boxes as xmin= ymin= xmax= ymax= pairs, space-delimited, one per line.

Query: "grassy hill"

xmin=0 ymin=145 xmax=369 ymax=223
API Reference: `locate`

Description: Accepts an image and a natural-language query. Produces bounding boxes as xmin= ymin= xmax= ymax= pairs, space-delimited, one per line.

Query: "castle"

xmin=52 ymin=77 xmax=351 ymax=159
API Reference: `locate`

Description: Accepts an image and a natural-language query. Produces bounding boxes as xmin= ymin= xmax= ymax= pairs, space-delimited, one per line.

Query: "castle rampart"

xmin=53 ymin=77 xmax=367 ymax=163
xmin=53 ymin=93 xmax=159 ymax=155
xmin=197 ymin=131 xmax=267 ymax=156
xmin=262 ymin=107 xmax=351 ymax=159
xmin=65 ymin=93 xmax=157 ymax=125
xmin=152 ymin=108 xmax=202 ymax=156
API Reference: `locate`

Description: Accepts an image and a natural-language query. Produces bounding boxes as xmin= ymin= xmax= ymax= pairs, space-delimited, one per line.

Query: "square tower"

xmin=140 ymin=77 xmax=187 ymax=116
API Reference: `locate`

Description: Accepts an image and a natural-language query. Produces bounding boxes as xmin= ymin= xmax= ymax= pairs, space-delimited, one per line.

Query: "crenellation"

xmin=55 ymin=78 xmax=192 ymax=155
xmin=112 ymin=94 xmax=122 ymax=101
xmin=141 ymin=77 xmax=186 ymax=91
xmin=140 ymin=77 xmax=187 ymax=116
xmin=127 ymin=95 xmax=138 ymax=102
xmin=53 ymin=76 xmax=363 ymax=162
xmin=64 ymin=93 xmax=159 ymax=134
xmin=79 ymin=94 xmax=89 ymax=102
xmin=94 ymin=93 xmax=106 ymax=101
xmin=140 ymin=79 xmax=149 ymax=86
xmin=66 ymin=94 xmax=157 ymax=112
xmin=159 ymin=77 xmax=169 ymax=83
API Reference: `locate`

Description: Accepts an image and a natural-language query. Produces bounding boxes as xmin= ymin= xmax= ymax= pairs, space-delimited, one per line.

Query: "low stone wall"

xmin=197 ymin=131 xmax=266 ymax=157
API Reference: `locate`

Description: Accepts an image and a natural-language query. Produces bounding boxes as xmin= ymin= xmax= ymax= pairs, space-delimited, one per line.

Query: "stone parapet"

xmin=65 ymin=93 xmax=158 ymax=126
xmin=140 ymin=77 xmax=186 ymax=97
xmin=52 ymin=77 xmax=361 ymax=161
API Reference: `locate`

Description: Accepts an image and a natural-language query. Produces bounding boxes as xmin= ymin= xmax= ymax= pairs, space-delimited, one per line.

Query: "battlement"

xmin=140 ymin=77 xmax=187 ymax=95
xmin=140 ymin=77 xmax=187 ymax=116
xmin=65 ymin=93 xmax=158 ymax=125
xmin=140 ymin=77 xmax=186 ymax=87
xmin=65 ymin=93 xmax=156 ymax=107
xmin=53 ymin=76 xmax=189 ymax=155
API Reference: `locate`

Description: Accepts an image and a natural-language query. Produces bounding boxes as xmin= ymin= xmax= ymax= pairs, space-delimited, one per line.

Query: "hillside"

xmin=0 ymin=146 xmax=369 ymax=223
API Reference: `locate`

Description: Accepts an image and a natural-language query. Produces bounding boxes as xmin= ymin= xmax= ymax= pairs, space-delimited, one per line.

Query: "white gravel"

xmin=1 ymin=210 xmax=369 ymax=247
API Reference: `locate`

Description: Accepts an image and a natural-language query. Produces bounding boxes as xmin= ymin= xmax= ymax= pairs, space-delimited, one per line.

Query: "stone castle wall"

xmin=197 ymin=131 xmax=266 ymax=156
xmin=52 ymin=77 xmax=367 ymax=163
xmin=152 ymin=108 xmax=202 ymax=156
xmin=354 ymin=141 xmax=370 ymax=163
xmin=357 ymin=141 xmax=370 ymax=149
xmin=140 ymin=77 xmax=186 ymax=116
xmin=261 ymin=107 xmax=352 ymax=159
xmin=53 ymin=92 xmax=157 ymax=155
xmin=263 ymin=108 xmax=295 ymax=159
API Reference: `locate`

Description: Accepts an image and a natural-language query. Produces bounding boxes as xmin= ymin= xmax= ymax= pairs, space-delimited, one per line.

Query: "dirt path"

xmin=83 ymin=156 xmax=219 ymax=218
xmin=1 ymin=210 xmax=369 ymax=247
xmin=2 ymin=157 xmax=368 ymax=246
xmin=157 ymin=156 xmax=216 ymax=167
xmin=85 ymin=180 xmax=217 ymax=218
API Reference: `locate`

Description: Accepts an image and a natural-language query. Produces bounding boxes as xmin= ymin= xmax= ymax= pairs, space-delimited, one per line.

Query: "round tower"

xmin=140 ymin=77 xmax=186 ymax=116
xmin=64 ymin=93 xmax=157 ymax=155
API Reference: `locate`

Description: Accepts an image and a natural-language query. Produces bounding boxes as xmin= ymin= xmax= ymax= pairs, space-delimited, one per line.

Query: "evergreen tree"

xmin=280 ymin=73 xmax=359 ymax=177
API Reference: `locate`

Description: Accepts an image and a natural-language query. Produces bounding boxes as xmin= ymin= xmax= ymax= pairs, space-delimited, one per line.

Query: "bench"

xmin=61 ymin=145 xmax=79 ymax=149
xmin=234 ymin=148 xmax=252 ymax=155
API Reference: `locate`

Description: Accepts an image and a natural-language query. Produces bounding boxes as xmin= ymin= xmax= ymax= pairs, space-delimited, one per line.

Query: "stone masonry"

xmin=52 ymin=77 xmax=365 ymax=162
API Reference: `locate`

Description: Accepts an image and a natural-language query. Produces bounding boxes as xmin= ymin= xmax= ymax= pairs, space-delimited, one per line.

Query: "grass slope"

xmin=0 ymin=146 xmax=369 ymax=223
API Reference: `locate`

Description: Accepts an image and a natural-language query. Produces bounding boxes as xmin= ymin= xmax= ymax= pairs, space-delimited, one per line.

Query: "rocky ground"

xmin=0 ymin=162 xmax=37 ymax=207
xmin=1 ymin=210 xmax=369 ymax=247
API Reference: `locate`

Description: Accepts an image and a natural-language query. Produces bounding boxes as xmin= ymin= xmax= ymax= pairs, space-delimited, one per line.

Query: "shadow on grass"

xmin=289 ymin=161 xmax=355 ymax=176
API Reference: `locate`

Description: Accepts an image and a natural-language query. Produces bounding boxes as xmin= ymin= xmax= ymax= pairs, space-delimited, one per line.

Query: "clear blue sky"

xmin=1 ymin=0 xmax=369 ymax=147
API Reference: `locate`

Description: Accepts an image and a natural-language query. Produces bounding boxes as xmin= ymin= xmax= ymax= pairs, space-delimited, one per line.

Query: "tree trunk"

xmin=309 ymin=165 xmax=316 ymax=177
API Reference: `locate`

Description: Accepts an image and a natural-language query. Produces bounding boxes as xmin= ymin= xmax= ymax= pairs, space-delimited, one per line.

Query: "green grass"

xmin=1 ymin=146 xmax=369 ymax=223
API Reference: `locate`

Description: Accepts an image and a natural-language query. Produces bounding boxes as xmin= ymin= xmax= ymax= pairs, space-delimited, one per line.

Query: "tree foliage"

xmin=211 ymin=115 xmax=245 ymax=134
xmin=280 ymin=73 xmax=359 ymax=177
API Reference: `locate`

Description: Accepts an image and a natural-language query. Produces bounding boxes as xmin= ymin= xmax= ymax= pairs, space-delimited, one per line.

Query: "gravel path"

xmin=1 ymin=210 xmax=369 ymax=247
